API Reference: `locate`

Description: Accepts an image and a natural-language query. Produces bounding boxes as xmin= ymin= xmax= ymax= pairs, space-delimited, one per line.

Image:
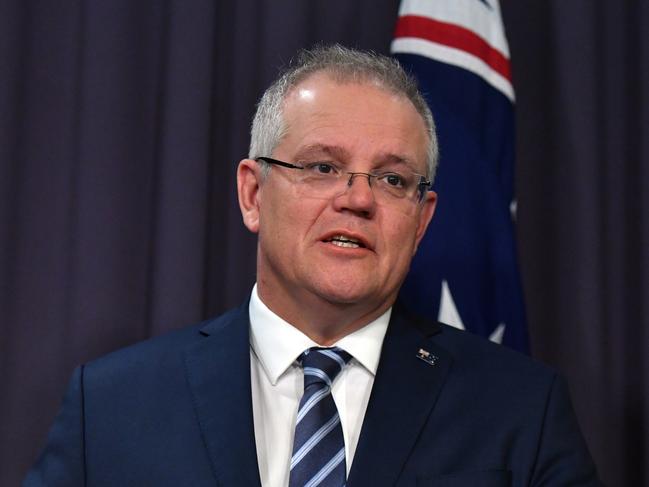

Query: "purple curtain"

xmin=503 ymin=2 xmax=649 ymax=485
xmin=1 ymin=1 xmax=646 ymax=485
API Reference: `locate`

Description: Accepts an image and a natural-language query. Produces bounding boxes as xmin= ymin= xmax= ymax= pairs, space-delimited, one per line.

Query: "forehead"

xmin=278 ymin=74 xmax=429 ymax=170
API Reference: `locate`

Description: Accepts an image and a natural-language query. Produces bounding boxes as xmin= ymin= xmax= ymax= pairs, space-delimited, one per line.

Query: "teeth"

xmin=329 ymin=234 xmax=362 ymax=248
xmin=332 ymin=234 xmax=360 ymax=243
xmin=332 ymin=240 xmax=360 ymax=248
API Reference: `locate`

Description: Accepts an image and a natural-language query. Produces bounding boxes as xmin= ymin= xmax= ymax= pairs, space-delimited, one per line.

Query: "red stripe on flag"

xmin=394 ymin=15 xmax=511 ymax=82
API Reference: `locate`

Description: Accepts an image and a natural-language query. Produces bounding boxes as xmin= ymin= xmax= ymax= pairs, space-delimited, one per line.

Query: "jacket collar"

xmin=347 ymin=303 xmax=451 ymax=486
xmin=183 ymin=301 xmax=449 ymax=487
xmin=183 ymin=303 xmax=262 ymax=487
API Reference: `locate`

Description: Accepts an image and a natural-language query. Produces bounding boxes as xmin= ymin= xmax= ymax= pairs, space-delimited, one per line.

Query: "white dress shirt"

xmin=249 ymin=285 xmax=390 ymax=487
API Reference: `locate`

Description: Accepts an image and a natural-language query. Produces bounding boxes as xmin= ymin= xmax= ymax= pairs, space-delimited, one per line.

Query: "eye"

xmin=304 ymin=162 xmax=339 ymax=176
xmin=382 ymin=172 xmax=406 ymax=187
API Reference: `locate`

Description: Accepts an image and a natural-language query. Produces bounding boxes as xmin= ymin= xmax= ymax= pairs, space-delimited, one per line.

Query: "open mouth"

xmin=323 ymin=235 xmax=367 ymax=249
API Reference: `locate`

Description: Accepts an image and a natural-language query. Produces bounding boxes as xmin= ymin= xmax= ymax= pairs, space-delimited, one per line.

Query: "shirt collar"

xmin=249 ymin=284 xmax=390 ymax=385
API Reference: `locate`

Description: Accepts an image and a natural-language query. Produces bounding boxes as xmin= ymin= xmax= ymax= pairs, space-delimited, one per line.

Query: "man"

xmin=26 ymin=45 xmax=599 ymax=486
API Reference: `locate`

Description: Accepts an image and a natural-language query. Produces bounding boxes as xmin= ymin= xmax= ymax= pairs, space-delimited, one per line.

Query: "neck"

xmin=256 ymin=280 xmax=394 ymax=346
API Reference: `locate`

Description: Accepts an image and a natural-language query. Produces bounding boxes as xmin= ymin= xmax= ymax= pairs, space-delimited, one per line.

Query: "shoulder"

xmin=427 ymin=323 xmax=567 ymax=425
xmin=435 ymin=322 xmax=553 ymax=379
xmin=391 ymin=310 xmax=600 ymax=483
xmin=394 ymin=303 xmax=559 ymax=396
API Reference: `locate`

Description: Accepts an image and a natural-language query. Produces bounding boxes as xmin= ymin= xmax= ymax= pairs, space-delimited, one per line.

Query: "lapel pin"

xmin=416 ymin=348 xmax=438 ymax=366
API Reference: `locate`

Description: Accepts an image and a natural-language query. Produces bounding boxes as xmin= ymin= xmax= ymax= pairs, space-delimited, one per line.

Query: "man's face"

xmin=239 ymin=73 xmax=436 ymax=317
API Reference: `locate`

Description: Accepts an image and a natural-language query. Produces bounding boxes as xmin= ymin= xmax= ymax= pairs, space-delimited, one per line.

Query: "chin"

xmin=311 ymin=279 xmax=381 ymax=306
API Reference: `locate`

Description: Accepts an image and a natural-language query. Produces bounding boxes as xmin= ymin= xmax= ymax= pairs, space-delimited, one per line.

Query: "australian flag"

xmin=392 ymin=0 xmax=529 ymax=352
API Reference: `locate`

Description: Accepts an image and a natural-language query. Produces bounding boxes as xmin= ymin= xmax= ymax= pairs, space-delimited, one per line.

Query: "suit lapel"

xmin=347 ymin=308 xmax=452 ymax=486
xmin=183 ymin=305 xmax=262 ymax=487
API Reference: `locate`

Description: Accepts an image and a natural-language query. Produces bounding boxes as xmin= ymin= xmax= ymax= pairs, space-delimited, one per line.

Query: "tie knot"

xmin=299 ymin=347 xmax=352 ymax=388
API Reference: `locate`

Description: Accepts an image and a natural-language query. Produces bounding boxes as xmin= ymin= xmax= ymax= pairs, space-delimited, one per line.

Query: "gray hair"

xmin=248 ymin=44 xmax=438 ymax=181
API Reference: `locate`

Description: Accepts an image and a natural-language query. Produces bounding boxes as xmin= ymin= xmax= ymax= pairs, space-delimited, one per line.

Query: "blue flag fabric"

xmin=392 ymin=0 xmax=529 ymax=352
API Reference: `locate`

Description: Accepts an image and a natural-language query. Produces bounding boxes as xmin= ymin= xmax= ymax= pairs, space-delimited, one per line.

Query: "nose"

xmin=332 ymin=172 xmax=377 ymax=217
xmin=346 ymin=172 xmax=374 ymax=188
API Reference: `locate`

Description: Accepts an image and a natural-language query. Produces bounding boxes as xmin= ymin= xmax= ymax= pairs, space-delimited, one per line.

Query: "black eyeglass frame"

xmin=255 ymin=156 xmax=432 ymax=202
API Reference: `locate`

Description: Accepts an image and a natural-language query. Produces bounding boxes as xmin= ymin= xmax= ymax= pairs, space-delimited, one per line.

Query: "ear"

xmin=412 ymin=191 xmax=437 ymax=255
xmin=237 ymin=158 xmax=262 ymax=233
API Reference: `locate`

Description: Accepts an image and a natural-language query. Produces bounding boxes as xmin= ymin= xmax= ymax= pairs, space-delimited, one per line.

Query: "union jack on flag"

xmin=393 ymin=0 xmax=529 ymax=352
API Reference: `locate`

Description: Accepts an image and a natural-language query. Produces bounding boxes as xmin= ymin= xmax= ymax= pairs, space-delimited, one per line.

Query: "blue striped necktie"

xmin=289 ymin=347 xmax=352 ymax=487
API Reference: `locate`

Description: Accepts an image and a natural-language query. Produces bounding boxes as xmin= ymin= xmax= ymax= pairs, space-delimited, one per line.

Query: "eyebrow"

xmin=294 ymin=144 xmax=421 ymax=173
xmin=294 ymin=144 xmax=349 ymax=162
xmin=377 ymin=154 xmax=417 ymax=169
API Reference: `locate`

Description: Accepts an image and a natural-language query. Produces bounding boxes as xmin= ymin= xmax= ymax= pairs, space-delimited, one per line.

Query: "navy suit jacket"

xmin=25 ymin=302 xmax=600 ymax=486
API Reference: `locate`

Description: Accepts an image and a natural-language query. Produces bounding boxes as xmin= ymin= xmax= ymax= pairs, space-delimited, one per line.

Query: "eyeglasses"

xmin=255 ymin=157 xmax=431 ymax=204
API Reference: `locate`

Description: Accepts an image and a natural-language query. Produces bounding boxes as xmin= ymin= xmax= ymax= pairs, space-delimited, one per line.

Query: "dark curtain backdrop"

xmin=503 ymin=2 xmax=649 ymax=486
xmin=1 ymin=1 xmax=646 ymax=486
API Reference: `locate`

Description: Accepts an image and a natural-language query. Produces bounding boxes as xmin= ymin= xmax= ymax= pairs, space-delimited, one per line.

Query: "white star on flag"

xmin=438 ymin=280 xmax=506 ymax=344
